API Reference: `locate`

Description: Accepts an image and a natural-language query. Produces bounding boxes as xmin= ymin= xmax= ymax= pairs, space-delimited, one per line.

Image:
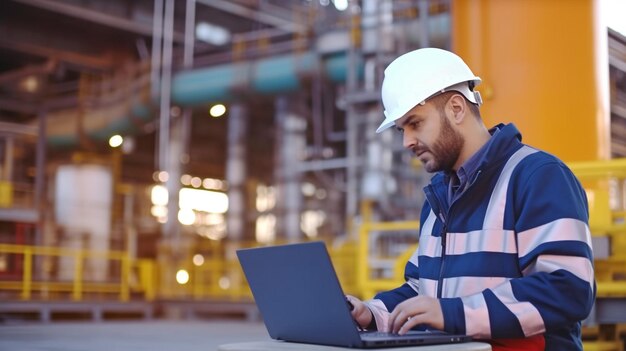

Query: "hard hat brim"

xmin=376 ymin=79 xmax=481 ymax=133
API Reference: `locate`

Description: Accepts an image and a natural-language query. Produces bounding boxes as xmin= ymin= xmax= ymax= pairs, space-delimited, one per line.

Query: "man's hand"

xmin=346 ymin=295 xmax=374 ymax=329
xmin=388 ymin=296 xmax=444 ymax=334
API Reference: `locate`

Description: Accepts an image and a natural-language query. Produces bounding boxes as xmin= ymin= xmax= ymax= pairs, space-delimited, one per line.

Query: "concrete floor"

xmin=0 ymin=319 xmax=270 ymax=351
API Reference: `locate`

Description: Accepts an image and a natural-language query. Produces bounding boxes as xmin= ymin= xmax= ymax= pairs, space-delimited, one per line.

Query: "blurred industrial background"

xmin=1 ymin=0 xmax=626 ymax=349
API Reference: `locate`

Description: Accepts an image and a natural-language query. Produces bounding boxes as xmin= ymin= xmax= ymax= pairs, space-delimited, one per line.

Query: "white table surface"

xmin=218 ymin=340 xmax=492 ymax=351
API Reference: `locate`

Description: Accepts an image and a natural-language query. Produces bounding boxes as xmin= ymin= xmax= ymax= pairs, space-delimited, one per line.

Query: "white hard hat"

xmin=377 ymin=48 xmax=482 ymax=133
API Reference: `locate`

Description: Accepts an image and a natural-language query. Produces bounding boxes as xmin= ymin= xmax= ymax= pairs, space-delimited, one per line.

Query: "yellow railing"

xmin=0 ymin=240 xmax=360 ymax=302
xmin=0 ymin=181 xmax=13 ymax=207
xmin=152 ymin=239 xmax=359 ymax=301
xmin=569 ymin=159 xmax=626 ymax=298
xmin=153 ymin=247 xmax=253 ymax=301
xmin=0 ymin=243 xmax=155 ymax=301
xmin=356 ymin=220 xmax=419 ymax=298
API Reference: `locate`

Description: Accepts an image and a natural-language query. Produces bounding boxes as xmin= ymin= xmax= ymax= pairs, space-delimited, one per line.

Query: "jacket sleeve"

xmin=440 ymin=161 xmax=595 ymax=339
xmin=366 ymin=263 xmax=419 ymax=331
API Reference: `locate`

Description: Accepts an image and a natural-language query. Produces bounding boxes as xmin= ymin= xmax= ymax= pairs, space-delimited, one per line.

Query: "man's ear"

xmin=448 ymin=94 xmax=466 ymax=124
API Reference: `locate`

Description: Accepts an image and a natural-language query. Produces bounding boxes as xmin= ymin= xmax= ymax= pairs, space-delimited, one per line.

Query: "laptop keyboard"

xmin=361 ymin=330 xmax=445 ymax=338
xmin=361 ymin=331 xmax=413 ymax=338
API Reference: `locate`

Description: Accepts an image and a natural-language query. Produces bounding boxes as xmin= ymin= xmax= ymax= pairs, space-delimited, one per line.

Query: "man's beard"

xmin=412 ymin=112 xmax=464 ymax=173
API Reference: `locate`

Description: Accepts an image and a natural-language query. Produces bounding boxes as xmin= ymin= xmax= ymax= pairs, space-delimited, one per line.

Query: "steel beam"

xmin=0 ymin=38 xmax=113 ymax=71
xmin=0 ymin=60 xmax=55 ymax=84
xmin=0 ymin=122 xmax=38 ymax=137
xmin=0 ymin=208 xmax=38 ymax=223
xmin=196 ymin=0 xmax=305 ymax=33
xmin=11 ymin=0 xmax=185 ymax=43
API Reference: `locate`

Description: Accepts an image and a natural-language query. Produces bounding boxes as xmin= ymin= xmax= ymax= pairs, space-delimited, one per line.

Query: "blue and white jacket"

xmin=366 ymin=123 xmax=595 ymax=350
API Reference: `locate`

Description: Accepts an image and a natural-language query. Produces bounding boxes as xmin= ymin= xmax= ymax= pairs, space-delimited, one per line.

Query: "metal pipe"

xmin=311 ymin=66 xmax=323 ymax=157
xmin=158 ymin=0 xmax=174 ymax=174
xmin=181 ymin=0 xmax=196 ymax=165
xmin=452 ymin=0 xmax=609 ymax=161
xmin=124 ymin=193 xmax=137 ymax=259
xmin=151 ymin=0 xmax=163 ymax=172
xmin=296 ymin=158 xmax=351 ymax=172
xmin=34 ymin=107 xmax=47 ymax=249
xmin=183 ymin=0 xmax=196 ymax=68
xmin=135 ymin=38 xmax=150 ymax=61
xmin=155 ymin=0 xmax=176 ymax=240
xmin=274 ymin=96 xmax=287 ymax=240
xmin=275 ymin=95 xmax=305 ymax=241
xmin=364 ymin=58 xmax=377 ymax=92
xmin=150 ymin=0 xmax=164 ymax=102
xmin=418 ymin=0 xmax=430 ymax=47
xmin=345 ymin=104 xmax=358 ymax=222
xmin=164 ymin=121 xmax=182 ymax=241
xmin=226 ymin=103 xmax=247 ymax=240
xmin=345 ymin=2 xmax=361 ymax=224
xmin=3 ymin=137 xmax=14 ymax=182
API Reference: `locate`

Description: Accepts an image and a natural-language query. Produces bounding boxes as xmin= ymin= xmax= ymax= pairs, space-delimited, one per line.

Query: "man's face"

xmin=394 ymin=100 xmax=464 ymax=173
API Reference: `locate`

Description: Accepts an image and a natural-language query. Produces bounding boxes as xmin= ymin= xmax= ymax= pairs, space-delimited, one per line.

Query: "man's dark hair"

xmin=429 ymin=91 xmax=481 ymax=119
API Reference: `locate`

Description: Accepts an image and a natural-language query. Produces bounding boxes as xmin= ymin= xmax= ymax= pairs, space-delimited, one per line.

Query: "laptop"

xmin=236 ymin=241 xmax=472 ymax=348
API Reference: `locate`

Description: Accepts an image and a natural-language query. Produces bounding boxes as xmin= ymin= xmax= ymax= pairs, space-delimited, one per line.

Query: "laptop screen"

xmin=237 ymin=242 xmax=364 ymax=347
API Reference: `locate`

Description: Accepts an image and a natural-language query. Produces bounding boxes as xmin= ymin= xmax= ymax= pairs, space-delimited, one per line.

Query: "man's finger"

xmin=389 ymin=310 xmax=411 ymax=334
xmin=387 ymin=309 xmax=401 ymax=333
xmin=398 ymin=314 xmax=422 ymax=335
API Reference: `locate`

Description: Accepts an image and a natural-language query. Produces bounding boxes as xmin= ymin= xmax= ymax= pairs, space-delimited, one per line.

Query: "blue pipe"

xmin=47 ymin=100 xmax=153 ymax=148
xmin=171 ymin=51 xmax=358 ymax=106
xmin=48 ymin=51 xmax=361 ymax=145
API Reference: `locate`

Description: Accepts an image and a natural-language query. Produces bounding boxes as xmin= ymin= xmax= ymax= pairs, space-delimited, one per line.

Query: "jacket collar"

xmin=429 ymin=123 xmax=523 ymax=189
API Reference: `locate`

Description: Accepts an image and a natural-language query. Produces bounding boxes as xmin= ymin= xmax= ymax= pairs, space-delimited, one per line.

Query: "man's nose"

xmin=403 ymin=133 xmax=416 ymax=150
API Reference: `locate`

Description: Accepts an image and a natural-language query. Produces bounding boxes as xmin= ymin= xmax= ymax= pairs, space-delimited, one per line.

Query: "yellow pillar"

xmin=452 ymin=0 xmax=610 ymax=162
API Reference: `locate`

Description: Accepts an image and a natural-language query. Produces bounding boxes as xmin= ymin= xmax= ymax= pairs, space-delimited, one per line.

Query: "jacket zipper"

xmin=436 ymin=213 xmax=447 ymax=299
xmin=426 ymin=171 xmax=482 ymax=299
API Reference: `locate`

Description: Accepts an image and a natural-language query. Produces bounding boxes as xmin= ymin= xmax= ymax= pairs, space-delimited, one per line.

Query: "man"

xmin=347 ymin=48 xmax=595 ymax=350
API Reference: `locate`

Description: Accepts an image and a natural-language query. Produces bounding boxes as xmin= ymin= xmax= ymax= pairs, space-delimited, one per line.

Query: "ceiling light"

xmin=176 ymin=269 xmax=190 ymax=285
xmin=151 ymin=185 xmax=169 ymax=206
xmin=21 ymin=76 xmax=39 ymax=93
xmin=210 ymin=104 xmax=226 ymax=117
xmin=196 ymin=22 xmax=231 ymax=45
xmin=193 ymin=254 xmax=205 ymax=266
xmin=157 ymin=171 xmax=169 ymax=182
xmin=109 ymin=135 xmax=123 ymax=148
xmin=178 ymin=208 xmax=196 ymax=226
xmin=333 ymin=0 xmax=348 ymax=11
